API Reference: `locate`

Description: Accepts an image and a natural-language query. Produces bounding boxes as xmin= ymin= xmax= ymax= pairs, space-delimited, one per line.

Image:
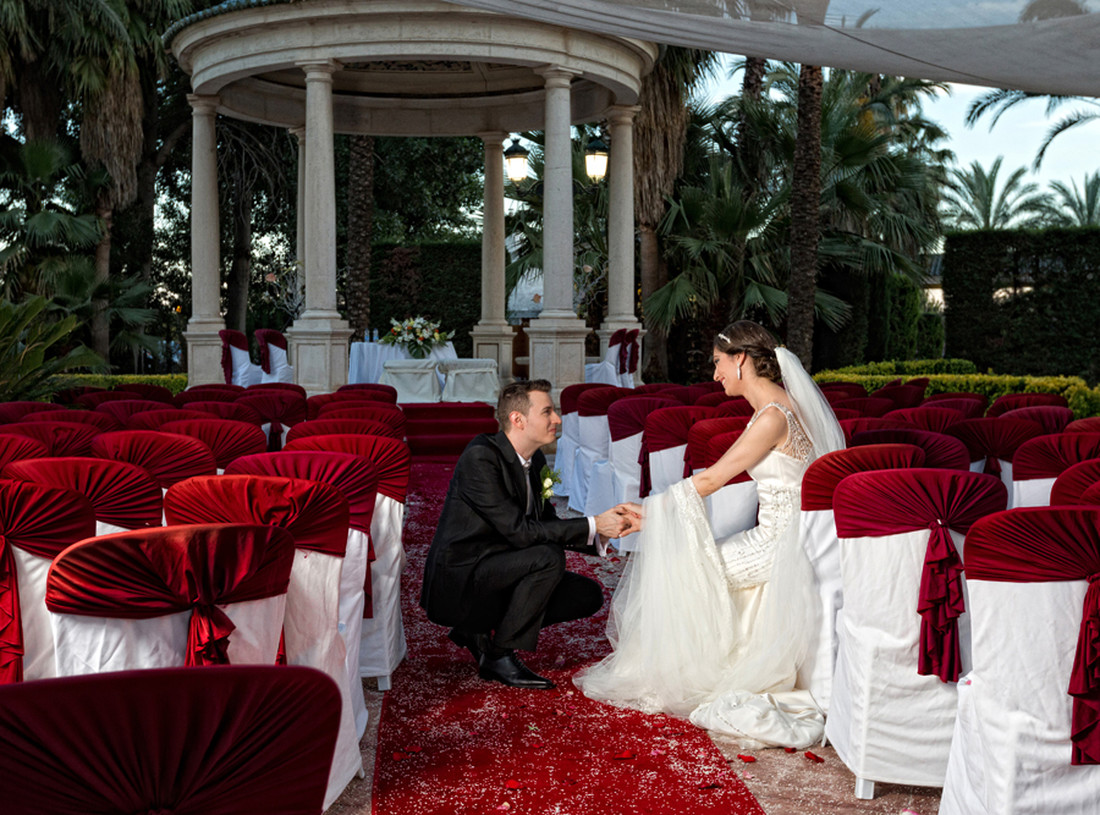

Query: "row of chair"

xmin=221 ymin=328 xmax=295 ymax=386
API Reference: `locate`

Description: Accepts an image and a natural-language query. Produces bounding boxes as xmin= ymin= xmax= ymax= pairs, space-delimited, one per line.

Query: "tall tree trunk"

xmin=738 ymin=56 xmax=767 ymax=196
xmin=787 ymin=64 xmax=823 ymax=369
xmin=345 ymin=135 xmax=375 ymax=341
xmin=91 ymin=197 xmax=112 ymax=362
xmin=638 ymin=224 xmax=668 ymax=380
xmin=14 ymin=62 xmax=64 ymax=142
xmin=226 ymin=193 xmax=252 ymax=332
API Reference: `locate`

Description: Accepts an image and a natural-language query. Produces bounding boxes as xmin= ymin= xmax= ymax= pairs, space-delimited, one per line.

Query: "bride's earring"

xmin=736 ymin=364 xmax=742 ymax=381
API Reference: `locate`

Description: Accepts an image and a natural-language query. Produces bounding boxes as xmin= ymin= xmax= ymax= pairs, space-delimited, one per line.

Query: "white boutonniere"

xmin=539 ymin=465 xmax=562 ymax=510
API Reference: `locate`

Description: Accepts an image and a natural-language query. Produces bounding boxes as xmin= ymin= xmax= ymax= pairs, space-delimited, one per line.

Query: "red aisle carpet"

xmin=371 ymin=459 xmax=765 ymax=815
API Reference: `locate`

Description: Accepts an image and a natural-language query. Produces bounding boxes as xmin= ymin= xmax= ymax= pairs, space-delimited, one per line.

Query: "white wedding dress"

xmin=575 ymin=399 xmax=831 ymax=749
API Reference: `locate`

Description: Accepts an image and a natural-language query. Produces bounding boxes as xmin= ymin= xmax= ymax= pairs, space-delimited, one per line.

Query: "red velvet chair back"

xmin=800 ymin=444 xmax=926 ymax=511
xmin=90 ymin=430 xmax=217 ymax=489
xmin=632 ymin=383 xmax=676 ymax=395
xmin=113 ymin=383 xmax=174 ymax=403
xmin=0 ymin=481 xmax=94 ymax=682
xmin=650 ymin=385 xmax=696 ymax=405
xmin=175 ymin=388 xmax=240 ymax=406
xmin=946 ymin=416 xmax=1046 ymax=475
xmin=1014 ymin=433 xmax=1100 ymax=481
xmin=126 ymin=408 xmax=212 ymax=430
xmin=714 ymin=397 xmax=755 ymax=418
xmin=73 ymin=391 xmax=133 ymax=409
xmin=399 ymin=402 xmax=494 ymax=422
xmin=3 ymin=457 xmax=162 ymax=529
xmin=95 ymin=399 xmax=181 ymax=426
xmin=559 ymin=382 xmax=608 ymax=415
xmin=247 ymin=381 xmax=308 ymax=399
xmin=1002 ymin=405 xmax=1075 ymax=435
xmin=1051 ymin=459 xmax=1100 ymax=506
xmin=284 ymin=434 xmax=410 ymax=503
xmin=885 ymin=406 xmax=965 ymax=433
xmin=905 ymin=377 xmax=931 ymax=390
xmin=287 ymin=418 xmax=402 ymax=444
xmin=834 ymin=468 xmax=1007 ymax=682
xmin=643 ymin=405 xmax=719 ymax=454
xmin=336 ymin=382 xmax=399 ymax=401
xmin=185 ymin=400 xmax=264 ymax=426
xmin=820 ymin=382 xmax=868 ymax=400
xmin=306 ymin=391 xmax=394 ymax=420
xmin=988 ymin=392 xmax=1069 ymax=417
xmin=254 ymin=329 xmax=287 ymax=374
xmin=46 ymin=523 xmax=295 ymax=666
xmin=219 ymin=328 xmax=250 ymax=384
xmin=871 ymin=384 xmax=925 ymax=409
xmin=701 ymin=430 xmax=752 ymax=486
xmin=964 ymin=506 xmax=1100 ymax=764
xmin=849 ymin=428 xmax=969 ymax=470
xmin=24 ymin=409 xmax=120 ymax=433
xmin=622 ymin=328 xmax=641 ymax=374
xmin=0 ymin=421 xmax=99 ymax=456
xmin=693 ymin=390 xmax=734 ymax=407
xmin=926 ymin=391 xmax=988 ymax=406
xmin=686 ymin=417 xmax=752 ymax=474
xmin=838 ymin=416 xmax=911 ymax=445
xmin=236 ymin=391 xmax=307 ymax=427
xmin=1066 ymin=417 xmax=1100 ymax=435
xmin=0 ymin=401 xmax=66 ymax=423
xmin=605 ymin=396 xmax=680 ymax=443
xmin=830 ymin=408 xmax=862 ymax=421
xmin=834 ymin=397 xmax=894 ymax=417
xmin=318 ymin=406 xmax=407 ymax=436
xmin=920 ymin=398 xmax=985 ymax=420
xmin=165 ymin=475 xmax=349 ymax=556
xmin=0 ymin=435 xmax=48 ymax=472
xmin=576 ymin=386 xmax=634 ymax=418
xmin=160 ymin=420 xmax=269 ymax=470
xmin=0 ymin=665 xmax=340 ymax=814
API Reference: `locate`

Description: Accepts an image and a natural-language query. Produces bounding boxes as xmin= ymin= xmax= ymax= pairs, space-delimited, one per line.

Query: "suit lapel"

xmin=488 ymin=431 xmax=528 ymax=507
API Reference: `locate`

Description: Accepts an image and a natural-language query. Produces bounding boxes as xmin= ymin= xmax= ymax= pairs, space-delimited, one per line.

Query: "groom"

xmin=420 ymin=379 xmax=634 ymax=689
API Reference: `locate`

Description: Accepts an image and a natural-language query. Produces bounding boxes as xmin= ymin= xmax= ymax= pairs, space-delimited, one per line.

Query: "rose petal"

xmin=405 ymin=745 xmax=422 ymax=753
xmin=736 ymin=754 xmax=756 ymax=763
xmin=613 ymin=750 xmax=636 ymax=760
xmin=504 ymin=779 xmax=523 ymax=790
xmin=804 ymin=751 xmax=825 ymax=763
xmin=391 ymin=752 xmax=405 ymax=761
xmin=784 ymin=747 xmax=797 ymax=753
xmin=699 ymin=782 xmax=723 ymax=790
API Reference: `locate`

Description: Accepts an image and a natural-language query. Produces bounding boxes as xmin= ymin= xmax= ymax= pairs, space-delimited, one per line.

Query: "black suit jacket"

xmin=420 ymin=431 xmax=591 ymax=626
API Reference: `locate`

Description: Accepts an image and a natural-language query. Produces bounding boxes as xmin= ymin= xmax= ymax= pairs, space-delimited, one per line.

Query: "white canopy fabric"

xmin=447 ymin=0 xmax=1100 ymax=95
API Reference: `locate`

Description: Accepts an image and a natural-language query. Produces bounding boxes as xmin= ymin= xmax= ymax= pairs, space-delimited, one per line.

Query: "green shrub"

xmin=823 ymin=358 xmax=977 ymax=376
xmin=916 ymin=312 xmax=945 ymax=359
xmin=52 ymin=373 xmax=189 ymax=395
xmin=0 ymin=297 xmax=105 ymax=401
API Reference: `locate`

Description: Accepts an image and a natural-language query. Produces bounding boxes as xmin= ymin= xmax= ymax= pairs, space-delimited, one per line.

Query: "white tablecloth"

xmin=348 ymin=342 xmax=457 ymax=384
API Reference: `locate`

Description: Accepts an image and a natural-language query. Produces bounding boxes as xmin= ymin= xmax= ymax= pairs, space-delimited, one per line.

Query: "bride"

xmin=574 ymin=320 xmax=845 ymax=748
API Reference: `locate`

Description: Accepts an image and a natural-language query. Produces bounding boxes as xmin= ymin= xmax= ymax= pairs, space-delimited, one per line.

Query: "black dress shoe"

xmin=478 ymin=651 xmax=555 ymax=689
xmin=447 ymin=629 xmax=489 ymax=665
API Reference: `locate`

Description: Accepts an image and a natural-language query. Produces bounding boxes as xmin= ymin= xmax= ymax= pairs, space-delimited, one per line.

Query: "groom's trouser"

xmin=459 ymin=543 xmax=603 ymax=652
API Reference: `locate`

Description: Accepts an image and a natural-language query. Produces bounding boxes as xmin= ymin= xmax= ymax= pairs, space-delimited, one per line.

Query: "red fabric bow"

xmin=917 ymin=519 xmax=966 ymax=682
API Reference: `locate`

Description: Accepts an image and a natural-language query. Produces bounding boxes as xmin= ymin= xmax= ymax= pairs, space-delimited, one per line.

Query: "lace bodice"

xmin=745 ymin=401 xmax=814 ymax=464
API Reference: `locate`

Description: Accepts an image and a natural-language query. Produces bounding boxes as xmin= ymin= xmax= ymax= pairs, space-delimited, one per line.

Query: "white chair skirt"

xmin=230 ymin=346 xmax=262 ymax=387
xmin=796 ymin=508 xmax=841 ymax=713
xmin=647 ymin=444 xmax=687 ymax=497
xmin=554 ymin=413 xmax=580 ymax=497
xmin=261 ymin=344 xmax=294 ymax=384
xmin=359 ymin=495 xmax=407 ymax=686
xmin=12 ymin=548 xmax=56 ymax=680
xmin=1012 ymin=476 xmax=1054 ymax=509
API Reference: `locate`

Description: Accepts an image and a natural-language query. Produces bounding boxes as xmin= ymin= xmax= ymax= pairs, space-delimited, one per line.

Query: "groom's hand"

xmin=615 ymin=503 xmax=643 ymax=536
xmin=594 ymin=506 xmax=631 ymax=543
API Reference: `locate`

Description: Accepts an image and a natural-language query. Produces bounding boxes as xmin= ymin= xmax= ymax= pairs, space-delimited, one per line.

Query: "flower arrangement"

xmin=539 ymin=465 xmax=562 ymax=510
xmin=378 ymin=316 xmax=455 ymax=359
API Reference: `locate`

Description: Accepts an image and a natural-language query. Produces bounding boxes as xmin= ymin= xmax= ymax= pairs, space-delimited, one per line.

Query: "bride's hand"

xmin=615 ymin=502 xmax=643 ymax=535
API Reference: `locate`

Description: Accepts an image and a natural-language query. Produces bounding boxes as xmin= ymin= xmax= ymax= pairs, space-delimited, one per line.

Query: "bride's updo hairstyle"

xmin=715 ymin=321 xmax=782 ymax=384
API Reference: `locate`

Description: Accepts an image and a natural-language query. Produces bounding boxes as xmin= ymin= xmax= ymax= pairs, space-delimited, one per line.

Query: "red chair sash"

xmin=926 ymin=391 xmax=989 ymax=411
xmin=885 ymin=406 xmax=965 ymax=434
xmin=286 ymin=418 xmax=402 ymax=444
xmin=820 ymin=382 xmax=868 ymax=400
xmin=694 ymin=391 xmax=733 ymax=407
xmin=337 ymin=382 xmax=397 ymax=401
xmin=160 ymin=420 xmax=268 ymax=470
xmin=0 ymin=421 xmax=99 ymax=457
xmin=576 ymin=386 xmax=634 ymax=417
xmin=25 ymin=409 xmax=120 ymax=433
xmin=650 ymin=385 xmax=696 ymax=405
xmin=237 ymin=391 xmax=307 ymax=427
xmin=0 ymin=482 xmax=95 ymax=682
xmin=849 ymin=428 xmax=970 ymax=470
xmin=838 ymin=417 xmax=910 ymax=444
xmin=642 ymin=405 xmax=718 ymax=482
xmin=3 ymin=457 xmax=163 ymax=529
xmin=871 ymin=384 xmax=925 ymax=409
xmin=219 ymin=329 xmax=249 ymax=384
xmin=186 ymin=401 xmax=263 ymax=426
xmin=1014 ymin=433 xmax=1100 ymax=481
xmin=1052 ymin=459 xmax=1100 ymax=506
xmin=834 ymin=468 xmax=1007 ymax=682
xmin=319 ymin=403 xmax=405 ymax=425
xmin=701 ymin=430 xmax=753 ymax=486
xmin=1001 ymin=405 xmax=1075 ymax=435
xmin=714 ymin=398 xmax=755 ymax=418
xmin=126 ymin=408 xmax=211 ymax=430
xmin=988 ymin=392 xmax=1069 ymax=417
xmin=46 ymin=524 xmax=294 ymax=666
xmin=165 ymin=475 xmax=349 ymax=556
xmin=687 ymin=417 xmax=752 ymax=474
xmin=0 ymin=435 xmax=47 ymax=472
xmin=922 ymin=398 xmax=985 ymax=420
xmin=284 ymin=434 xmax=410 ymax=502
xmin=965 ymin=507 xmax=1100 ymax=764
xmin=833 ymin=397 xmax=894 ymax=417
xmin=73 ymin=391 xmax=134 ymax=409
xmin=254 ymin=329 xmax=287 ymax=375
xmin=946 ymin=417 xmax=1046 ymax=475
xmin=0 ymin=401 xmax=66 ymax=424
xmin=559 ymin=383 xmax=606 ymax=416
xmin=0 ymin=665 xmax=339 ymax=814
xmin=175 ymin=389 xmax=239 ymax=407
xmin=800 ymin=444 xmax=926 ymax=511
xmin=96 ymin=399 xmax=181 ymax=426
xmin=91 ymin=430 xmax=217 ymax=488
xmin=305 ymin=391 xmax=381 ymax=420
xmin=605 ymin=397 xmax=680 ymax=443
xmin=624 ymin=328 xmax=640 ymax=374
xmin=1068 ymin=418 xmax=1100 ymax=434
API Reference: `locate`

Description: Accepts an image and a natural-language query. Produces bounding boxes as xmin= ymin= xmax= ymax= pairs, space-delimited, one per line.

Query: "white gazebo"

xmin=168 ymin=0 xmax=658 ymax=395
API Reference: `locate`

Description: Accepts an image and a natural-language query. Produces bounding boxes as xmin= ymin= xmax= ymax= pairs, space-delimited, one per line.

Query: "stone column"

xmin=183 ymin=94 xmax=226 ymax=385
xmin=290 ymin=126 xmax=306 ymax=266
xmin=470 ymin=132 xmax=515 ymax=384
xmin=286 ymin=60 xmax=352 ymax=394
xmin=596 ymin=105 xmax=645 ymax=383
xmin=527 ymin=66 xmax=590 ymax=401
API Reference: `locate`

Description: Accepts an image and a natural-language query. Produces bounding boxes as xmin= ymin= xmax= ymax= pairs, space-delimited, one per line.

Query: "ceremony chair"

xmin=160 ymin=418 xmax=268 ymax=472
xmin=584 ymin=328 xmax=627 ymax=386
xmin=555 ymin=382 xmax=607 ymax=497
xmin=920 ymin=397 xmax=985 ymax=420
xmin=619 ymin=328 xmax=641 ymax=387
xmin=639 ymin=404 xmax=717 ymax=498
xmin=0 ymin=420 xmax=99 ymax=456
xmin=1050 ymin=458 xmax=1100 ymax=505
xmin=0 ymin=401 xmax=66 ymax=423
xmin=249 ymin=381 xmax=308 ymax=397
xmin=185 ymin=399 xmax=264 ymax=425
xmin=828 ymin=468 xmax=1007 ymax=798
xmin=319 ymin=404 xmax=407 ymax=433
xmin=649 ymin=384 xmax=696 ymax=405
xmin=0 ymin=665 xmax=340 ymax=815
xmin=237 ymin=389 xmax=308 ymax=451
xmin=0 ymin=435 xmax=47 ymax=472
xmin=686 ymin=416 xmax=752 ymax=476
xmin=285 ymin=434 xmax=410 ymax=689
xmin=256 ymin=328 xmax=295 ymax=384
xmin=796 ymin=443 xmax=926 ymax=712
xmin=73 ymin=390 xmax=134 ymax=409
xmin=438 ymin=358 xmax=501 ymax=403
xmin=1066 ymin=416 xmax=1100 ymax=434
xmin=90 ymin=430 xmax=217 ymax=491
xmin=1011 ymin=432 xmax=1100 ymax=507
xmin=113 ymin=382 xmax=174 ymax=403
xmin=838 ymin=416 xmax=911 ymax=445
xmin=25 ymin=408 xmax=120 ymax=433
xmin=820 ymin=382 xmax=868 ymax=401
xmin=46 ymin=523 xmax=294 ymax=673
xmin=849 ymin=427 xmax=970 ymax=470
xmin=0 ymin=481 xmax=94 ymax=682
xmin=400 ymin=402 xmax=497 ymax=457
xmin=833 ymin=396 xmax=894 ymax=418
xmin=698 ymin=428 xmax=758 ymax=540
xmin=380 ymin=358 xmax=441 ymax=403
xmin=226 ymin=450 xmax=379 ymax=737
xmin=308 ymin=390 xmax=386 ymax=419
xmin=987 ymin=391 xmax=1068 ymax=417
xmin=568 ymin=386 xmax=634 ymax=513
xmin=713 ymin=397 xmax=755 ymax=419
xmin=1001 ymin=404 xmax=1075 ymax=434
xmin=287 ymin=417 xmax=402 ymax=444
xmin=338 ymin=382 xmax=399 ymax=402
xmin=925 ymin=391 xmax=989 ymax=412
xmin=946 ymin=416 xmax=1046 ymax=498
xmin=940 ymin=507 xmax=1100 ymax=814
xmin=694 ymin=390 xmax=734 ymax=407
xmin=219 ymin=328 xmax=262 ymax=387
xmin=164 ymin=475 xmax=361 ymax=808
xmin=125 ymin=407 xmax=213 ymax=430
xmin=884 ymin=405 xmax=965 ymax=434
xmin=3 ymin=456 xmax=163 ymax=535
xmin=870 ymin=383 xmax=926 ymax=410
xmin=96 ymin=398 xmax=180 ymax=427
xmin=177 ymin=384 xmax=245 ymax=403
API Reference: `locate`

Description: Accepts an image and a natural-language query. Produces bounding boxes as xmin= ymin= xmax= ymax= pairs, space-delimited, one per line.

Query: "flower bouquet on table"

xmin=378 ymin=316 xmax=455 ymax=359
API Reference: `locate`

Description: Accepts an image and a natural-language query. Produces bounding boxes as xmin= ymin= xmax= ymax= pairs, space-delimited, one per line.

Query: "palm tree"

xmin=633 ymin=46 xmax=718 ymax=380
xmin=965 ymin=89 xmax=1100 ymax=170
xmin=1047 ymin=172 xmax=1100 ymax=226
xmin=345 ymin=134 xmax=375 ymax=340
xmin=940 ymin=157 xmax=1053 ymax=230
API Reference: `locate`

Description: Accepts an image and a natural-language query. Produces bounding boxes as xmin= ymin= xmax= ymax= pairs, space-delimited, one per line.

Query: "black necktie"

xmin=522 ymin=459 xmax=533 ymax=514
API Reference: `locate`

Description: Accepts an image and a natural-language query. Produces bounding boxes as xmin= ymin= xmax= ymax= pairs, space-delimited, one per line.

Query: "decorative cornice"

xmin=163 ymin=0 xmax=297 ymax=48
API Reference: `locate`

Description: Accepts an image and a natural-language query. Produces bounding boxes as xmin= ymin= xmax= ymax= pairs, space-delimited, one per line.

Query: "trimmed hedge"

xmin=823 ymin=359 xmax=977 ymax=376
xmin=51 ymin=374 xmax=189 ymax=395
xmin=942 ymin=227 xmax=1100 ymax=384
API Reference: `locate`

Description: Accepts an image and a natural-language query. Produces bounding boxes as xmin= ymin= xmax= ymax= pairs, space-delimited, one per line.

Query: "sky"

xmin=703 ymin=56 xmax=1100 ymax=191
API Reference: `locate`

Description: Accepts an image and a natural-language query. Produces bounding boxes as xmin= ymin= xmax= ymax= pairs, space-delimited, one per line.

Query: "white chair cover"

xmin=1012 ymin=476 xmax=1054 ymax=508
xmin=359 ymin=494 xmax=407 ymax=686
xmin=554 ymin=410 xmax=581 ymax=497
xmin=261 ymin=343 xmax=295 ymax=384
xmin=380 ymin=359 xmax=442 ymax=403
xmin=343 ymin=527 xmax=372 ymax=735
xmin=795 ymin=507 xmax=840 ymax=710
xmin=584 ymin=338 xmax=623 ymax=386
xmin=11 ymin=548 xmax=56 ymax=680
xmin=230 ymin=346 xmax=262 ymax=388
xmin=705 ymin=480 xmax=758 ymax=540
xmin=826 ymin=525 xmax=970 ymax=789
xmin=647 ymin=443 xmax=687 ymax=497
xmin=568 ymin=412 xmax=612 ymax=513
xmin=941 ymin=578 xmax=1100 ymax=815
xmin=439 ymin=358 xmax=500 ymax=403
xmin=970 ymin=458 xmax=1014 ymax=505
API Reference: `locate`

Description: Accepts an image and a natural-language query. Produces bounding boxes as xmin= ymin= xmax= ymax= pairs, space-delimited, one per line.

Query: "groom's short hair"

xmin=497 ymin=379 xmax=553 ymax=430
